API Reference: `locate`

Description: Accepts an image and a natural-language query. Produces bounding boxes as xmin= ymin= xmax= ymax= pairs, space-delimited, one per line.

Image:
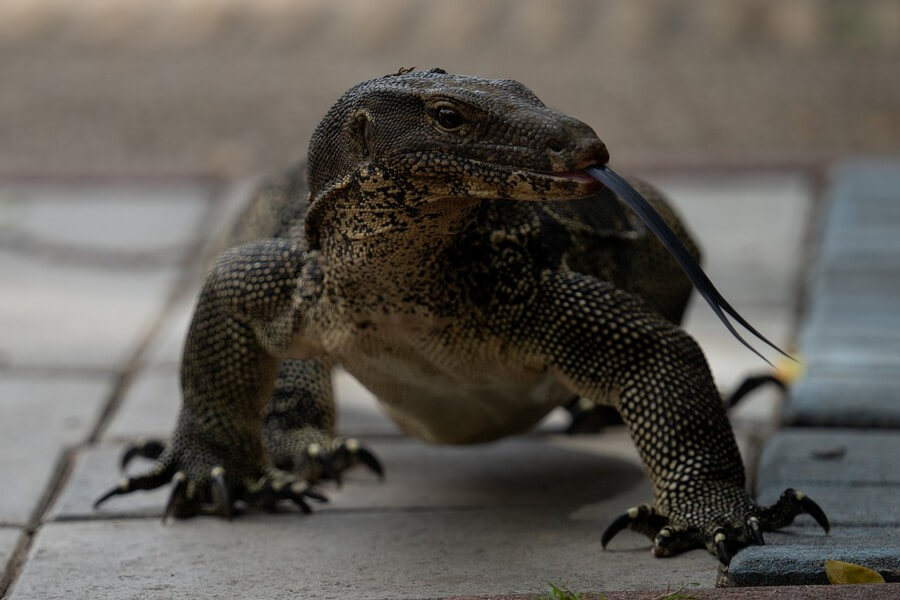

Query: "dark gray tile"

xmin=757 ymin=429 xmax=900 ymax=489
xmin=728 ymin=527 xmax=900 ymax=586
xmin=785 ymin=375 xmax=900 ymax=427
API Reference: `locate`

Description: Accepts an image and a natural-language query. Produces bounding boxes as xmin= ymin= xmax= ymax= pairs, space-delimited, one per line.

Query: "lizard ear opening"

xmin=349 ymin=110 xmax=373 ymax=160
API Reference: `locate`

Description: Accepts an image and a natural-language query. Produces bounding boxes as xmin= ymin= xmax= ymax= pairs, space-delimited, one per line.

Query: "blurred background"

xmin=1 ymin=0 xmax=899 ymax=176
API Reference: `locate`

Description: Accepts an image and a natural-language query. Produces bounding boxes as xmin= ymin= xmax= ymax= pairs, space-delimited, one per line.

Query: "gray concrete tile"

xmin=102 ymin=370 xmax=180 ymax=442
xmin=0 ymin=527 xmax=23 ymax=584
xmin=0 ymin=375 xmax=110 ymax=526
xmin=58 ymin=432 xmax=648 ymax=520
xmin=728 ymin=526 xmax=900 ymax=586
xmin=0 ymin=253 xmax=180 ymax=370
xmin=102 ymin=366 xmax=402 ymax=445
xmin=11 ymin=513 xmax=718 ymax=600
xmin=50 ymin=444 xmax=169 ymax=521
xmin=785 ymin=374 xmax=900 ymax=427
xmin=757 ymin=429 xmax=900 ymax=489
xmin=757 ymin=483 xmax=900 ymax=528
xmin=0 ymin=182 xmax=212 ymax=256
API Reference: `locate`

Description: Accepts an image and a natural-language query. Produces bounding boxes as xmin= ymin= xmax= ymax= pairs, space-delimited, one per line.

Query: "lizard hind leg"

xmin=263 ymin=358 xmax=383 ymax=485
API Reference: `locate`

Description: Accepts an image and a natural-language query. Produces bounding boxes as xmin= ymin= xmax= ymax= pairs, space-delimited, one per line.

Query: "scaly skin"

xmin=98 ymin=68 xmax=828 ymax=564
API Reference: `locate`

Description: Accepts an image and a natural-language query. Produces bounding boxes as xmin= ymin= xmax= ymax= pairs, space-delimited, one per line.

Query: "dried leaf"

xmin=825 ymin=559 xmax=886 ymax=584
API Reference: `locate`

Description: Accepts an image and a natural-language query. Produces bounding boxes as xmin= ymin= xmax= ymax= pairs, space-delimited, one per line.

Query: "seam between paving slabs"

xmin=0 ymin=177 xmax=227 ymax=600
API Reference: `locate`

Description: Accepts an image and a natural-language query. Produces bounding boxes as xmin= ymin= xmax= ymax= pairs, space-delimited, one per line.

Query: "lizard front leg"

xmin=96 ymin=240 xmax=326 ymax=518
xmin=263 ymin=357 xmax=383 ymax=484
xmin=521 ymin=270 xmax=829 ymax=564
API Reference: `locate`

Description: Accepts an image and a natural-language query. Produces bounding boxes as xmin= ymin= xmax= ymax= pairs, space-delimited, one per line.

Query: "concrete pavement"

xmin=1 ymin=167 xmax=897 ymax=598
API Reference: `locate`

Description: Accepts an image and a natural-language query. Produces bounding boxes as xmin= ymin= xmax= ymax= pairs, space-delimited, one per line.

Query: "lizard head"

xmin=307 ymin=68 xmax=609 ymax=204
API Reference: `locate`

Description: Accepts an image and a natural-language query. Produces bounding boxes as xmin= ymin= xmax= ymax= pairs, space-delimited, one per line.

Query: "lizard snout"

xmin=546 ymin=117 xmax=609 ymax=171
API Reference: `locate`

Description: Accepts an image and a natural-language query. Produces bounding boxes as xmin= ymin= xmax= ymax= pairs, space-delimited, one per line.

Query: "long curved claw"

xmin=798 ymin=493 xmax=830 ymax=533
xmin=725 ymin=373 xmax=786 ymax=409
xmin=714 ymin=532 xmax=734 ymax=566
xmin=758 ymin=488 xmax=830 ymax=535
xmin=94 ymin=464 xmax=175 ymax=509
xmin=355 ymin=446 xmax=384 ymax=479
xmin=748 ymin=516 xmax=765 ymax=545
xmin=601 ymin=512 xmax=634 ymax=549
xmin=285 ymin=481 xmax=312 ymax=514
xmin=210 ymin=466 xmax=232 ymax=520
xmin=93 ymin=480 xmax=130 ymax=509
xmin=162 ymin=472 xmax=188 ymax=523
xmin=303 ymin=488 xmax=329 ymax=503
xmin=120 ymin=439 xmax=166 ymax=471
xmin=601 ymin=504 xmax=668 ymax=548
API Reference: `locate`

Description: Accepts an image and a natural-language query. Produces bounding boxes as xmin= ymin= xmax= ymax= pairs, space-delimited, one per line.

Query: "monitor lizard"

xmin=96 ymin=68 xmax=828 ymax=565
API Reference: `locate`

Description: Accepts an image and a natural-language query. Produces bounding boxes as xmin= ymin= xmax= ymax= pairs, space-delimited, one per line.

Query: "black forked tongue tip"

xmin=586 ymin=165 xmax=797 ymax=366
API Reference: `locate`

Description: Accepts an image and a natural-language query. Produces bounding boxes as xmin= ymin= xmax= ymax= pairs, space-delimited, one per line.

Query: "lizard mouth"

xmin=539 ymin=168 xmax=602 ymax=186
xmin=521 ymin=166 xmax=606 ymax=198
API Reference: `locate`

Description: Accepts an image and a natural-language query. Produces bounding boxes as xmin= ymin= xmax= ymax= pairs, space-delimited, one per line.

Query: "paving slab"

xmin=58 ymin=432 xmax=647 ymax=521
xmin=728 ymin=527 xmax=900 ymax=586
xmin=0 ymin=180 xmax=216 ymax=370
xmin=0 ymin=253 xmax=182 ymax=371
xmin=0 ymin=375 xmax=110 ymax=526
xmin=785 ymin=373 xmax=900 ymax=427
xmin=0 ymin=181 xmax=212 ymax=257
xmin=756 ymin=429 xmax=900 ymax=490
xmin=10 ymin=514 xmax=718 ymax=600
xmin=0 ymin=527 xmax=23 ymax=584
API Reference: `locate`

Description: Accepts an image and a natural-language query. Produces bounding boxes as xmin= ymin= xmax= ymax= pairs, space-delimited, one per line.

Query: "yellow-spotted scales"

xmin=96 ymin=68 xmax=829 ymax=565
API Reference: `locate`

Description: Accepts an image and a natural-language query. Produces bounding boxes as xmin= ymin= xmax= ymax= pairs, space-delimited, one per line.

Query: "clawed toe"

xmin=602 ymin=487 xmax=830 ymax=566
xmin=305 ymin=438 xmax=384 ymax=484
xmin=601 ymin=504 xmax=669 ymax=548
xmin=255 ymin=472 xmax=329 ymax=514
xmin=94 ymin=462 xmax=175 ymax=509
xmin=120 ymin=439 xmax=166 ymax=471
xmin=759 ymin=488 xmax=830 ymax=533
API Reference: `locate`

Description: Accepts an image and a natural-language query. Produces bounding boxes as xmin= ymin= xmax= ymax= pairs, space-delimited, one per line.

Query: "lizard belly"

xmin=341 ymin=349 xmax=571 ymax=444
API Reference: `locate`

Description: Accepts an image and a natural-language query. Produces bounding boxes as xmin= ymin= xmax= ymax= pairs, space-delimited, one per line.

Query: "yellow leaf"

xmin=825 ymin=559 xmax=886 ymax=584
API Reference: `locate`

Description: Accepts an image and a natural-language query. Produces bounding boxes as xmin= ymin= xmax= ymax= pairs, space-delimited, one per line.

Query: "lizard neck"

xmin=305 ymin=165 xmax=479 ymax=303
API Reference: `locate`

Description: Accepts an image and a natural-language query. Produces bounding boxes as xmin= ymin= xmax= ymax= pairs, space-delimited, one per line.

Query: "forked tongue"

xmin=586 ymin=165 xmax=793 ymax=366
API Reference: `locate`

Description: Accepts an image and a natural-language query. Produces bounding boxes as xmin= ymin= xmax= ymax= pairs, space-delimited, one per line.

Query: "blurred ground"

xmin=1 ymin=0 xmax=900 ymax=176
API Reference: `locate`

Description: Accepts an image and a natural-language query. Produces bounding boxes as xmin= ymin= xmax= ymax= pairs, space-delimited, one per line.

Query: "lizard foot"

xmin=601 ymin=487 xmax=829 ymax=565
xmin=95 ymin=436 xmax=327 ymax=519
xmin=268 ymin=433 xmax=384 ymax=485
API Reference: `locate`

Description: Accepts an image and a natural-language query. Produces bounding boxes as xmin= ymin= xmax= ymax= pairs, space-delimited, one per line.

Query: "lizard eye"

xmin=435 ymin=107 xmax=464 ymax=130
